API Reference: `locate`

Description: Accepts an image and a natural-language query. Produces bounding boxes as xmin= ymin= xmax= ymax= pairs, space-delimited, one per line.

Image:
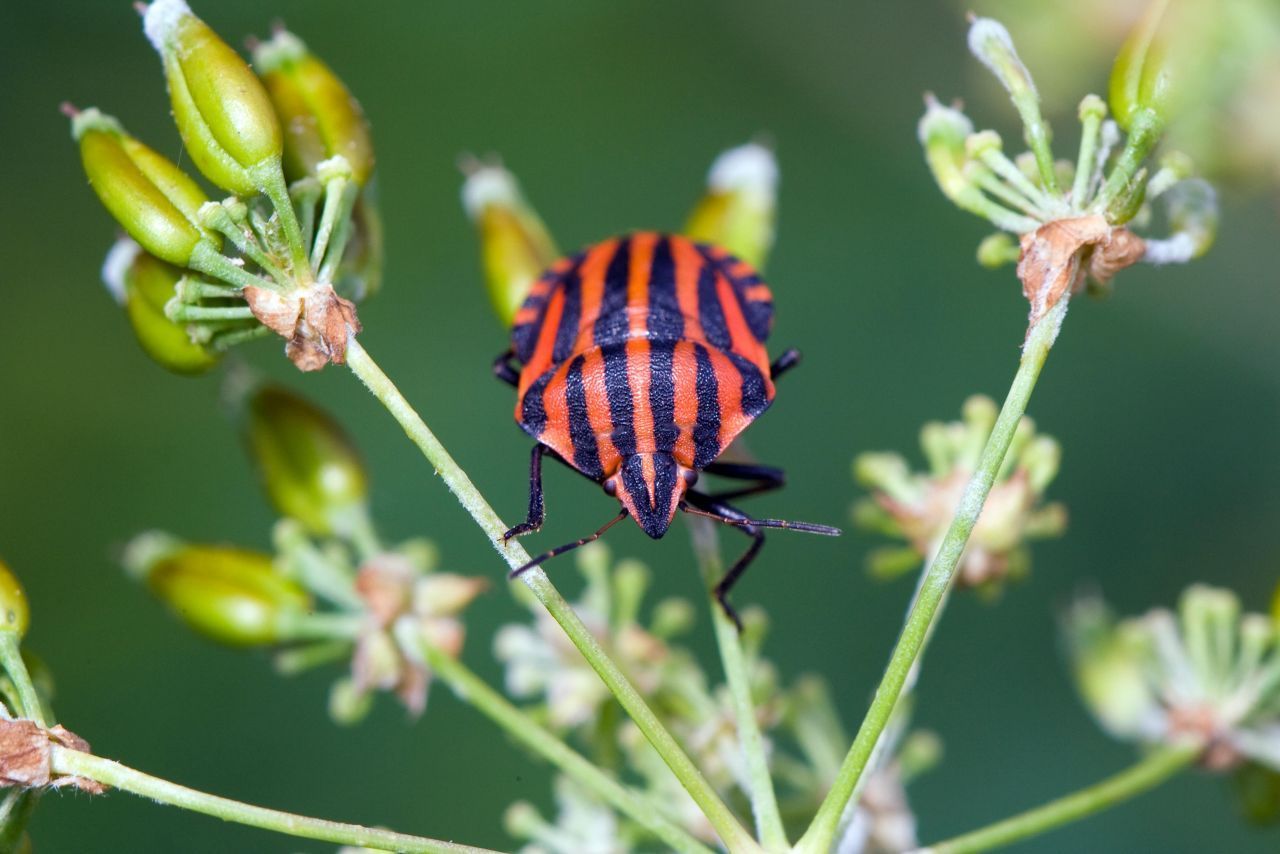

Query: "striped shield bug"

xmin=494 ymin=231 xmax=840 ymax=627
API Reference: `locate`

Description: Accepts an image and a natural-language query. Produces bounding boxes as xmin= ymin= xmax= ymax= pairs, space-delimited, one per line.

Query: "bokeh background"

xmin=2 ymin=1 xmax=1279 ymax=851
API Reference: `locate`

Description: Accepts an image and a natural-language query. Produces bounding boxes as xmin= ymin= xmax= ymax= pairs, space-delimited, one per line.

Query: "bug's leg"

xmin=683 ymin=493 xmax=762 ymax=631
xmin=770 ymin=348 xmax=801 ymax=381
xmin=701 ymin=461 xmax=786 ymax=502
xmin=493 ymin=348 xmax=521 ymax=387
xmin=503 ymin=444 xmax=549 ymax=542
xmin=682 ymin=491 xmax=842 ymax=630
xmin=509 ymin=509 xmax=629 ymax=579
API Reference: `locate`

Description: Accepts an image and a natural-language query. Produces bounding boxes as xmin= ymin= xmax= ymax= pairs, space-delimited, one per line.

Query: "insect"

xmin=493 ymin=231 xmax=840 ymax=627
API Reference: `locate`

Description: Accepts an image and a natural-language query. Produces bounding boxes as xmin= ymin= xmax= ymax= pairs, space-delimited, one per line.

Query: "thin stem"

xmin=275 ymin=611 xmax=364 ymax=642
xmin=189 ymin=241 xmax=279 ymax=293
xmin=177 ymin=280 xmax=242 ymax=301
xmin=1095 ymin=109 xmax=1163 ymax=216
xmin=796 ymin=297 xmax=1069 ymax=853
xmin=975 ymin=149 xmax=1055 ymax=214
xmin=1072 ymin=102 xmax=1105 ymax=205
xmin=209 ymin=324 xmax=272 ymax=351
xmin=251 ymin=159 xmax=312 ymax=281
xmin=49 ymin=746 xmax=494 ymax=854
xmin=317 ymin=186 xmax=358 ymax=284
xmin=311 ymin=175 xmax=352 ymax=275
xmin=689 ymin=518 xmax=787 ymax=851
xmin=167 ymin=304 xmax=256 ymax=322
xmin=342 ymin=335 xmax=758 ymax=852
xmin=0 ymin=635 xmax=46 ymax=726
xmin=411 ymin=636 xmax=712 ymax=854
xmin=922 ymin=743 xmax=1200 ymax=853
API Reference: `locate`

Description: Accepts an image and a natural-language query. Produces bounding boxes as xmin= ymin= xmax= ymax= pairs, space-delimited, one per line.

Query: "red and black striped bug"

xmin=493 ymin=231 xmax=840 ymax=627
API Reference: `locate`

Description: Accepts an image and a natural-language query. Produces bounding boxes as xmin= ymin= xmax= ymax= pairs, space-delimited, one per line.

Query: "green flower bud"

xmin=70 ymin=107 xmax=217 ymax=266
xmin=253 ymin=29 xmax=375 ymax=185
xmin=976 ymin=232 xmax=1021 ymax=268
xmin=245 ymin=384 xmax=369 ymax=536
xmin=102 ymin=239 xmax=221 ymax=374
xmin=918 ymin=95 xmax=976 ymax=203
xmin=143 ymin=0 xmax=283 ymax=195
xmin=461 ymin=160 xmax=560 ymax=327
xmin=683 ymin=142 xmax=778 ymax=270
xmin=1109 ymin=0 xmax=1176 ymax=133
xmin=0 ymin=558 xmax=30 ymax=638
xmin=126 ymin=533 xmax=311 ymax=646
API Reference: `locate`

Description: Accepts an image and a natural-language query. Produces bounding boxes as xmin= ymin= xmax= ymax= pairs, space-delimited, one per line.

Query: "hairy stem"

xmin=689 ymin=518 xmax=788 ymax=850
xmin=343 ymin=334 xmax=758 ymax=852
xmin=796 ymin=297 xmax=1069 ymax=852
xmin=922 ymin=743 xmax=1200 ymax=853
xmin=412 ymin=635 xmax=713 ymax=854
xmin=49 ymin=746 xmax=495 ymax=854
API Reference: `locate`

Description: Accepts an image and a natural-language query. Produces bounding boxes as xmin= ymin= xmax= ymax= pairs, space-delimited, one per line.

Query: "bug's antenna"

xmin=508 ymin=509 xmax=630 ymax=579
xmin=680 ymin=503 xmax=841 ymax=536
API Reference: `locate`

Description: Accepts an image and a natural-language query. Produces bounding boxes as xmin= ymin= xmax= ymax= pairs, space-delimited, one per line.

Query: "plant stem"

xmin=922 ymin=743 xmax=1200 ymax=853
xmin=48 ymin=746 xmax=494 ymax=854
xmin=796 ymin=298 xmax=1069 ymax=853
xmin=0 ymin=635 xmax=46 ymax=726
xmin=411 ymin=635 xmax=713 ymax=854
xmin=688 ymin=518 xmax=788 ymax=851
xmin=343 ymin=335 xmax=758 ymax=852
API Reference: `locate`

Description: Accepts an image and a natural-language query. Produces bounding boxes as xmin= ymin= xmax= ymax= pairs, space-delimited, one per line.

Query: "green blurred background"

xmin=3 ymin=1 xmax=1279 ymax=851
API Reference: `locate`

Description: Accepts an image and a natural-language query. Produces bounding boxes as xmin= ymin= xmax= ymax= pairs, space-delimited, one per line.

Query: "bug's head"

xmin=604 ymin=453 xmax=697 ymax=540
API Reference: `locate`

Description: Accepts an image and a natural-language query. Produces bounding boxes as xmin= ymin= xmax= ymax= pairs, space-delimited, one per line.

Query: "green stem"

xmin=189 ymin=241 xmax=279 ymax=292
xmin=796 ymin=298 xmax=1069 ymax=853
xmin=49 ymin=746 xmax=494 ymax=854
xmin=689 ymin=518 xmax=788 ymax=851
xmin=411 ymin=635 xmax=712 ymax=854
xmin=343 ymin=335 xmax=758 ymax=852
xmin=1095 ymin=109 xmax=1163 ymax=217
xmin=167 ymin=304 xmax=256 ymax=322
xmin=0 ymin=635 xmax=46 ymax=726
xmin=924 ymin=744 xmax=1200 ymax=853
xmin=251 ymin=159 xmax=312 ymax=280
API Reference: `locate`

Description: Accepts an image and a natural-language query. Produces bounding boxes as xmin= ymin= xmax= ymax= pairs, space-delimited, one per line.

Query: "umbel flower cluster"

xmin=72 ymin=0 xmax=380 ymax=373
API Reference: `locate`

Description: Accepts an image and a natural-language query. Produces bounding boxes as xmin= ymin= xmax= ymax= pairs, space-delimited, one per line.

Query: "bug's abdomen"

xmin=513 ymin=232 xmax=776 ymax=478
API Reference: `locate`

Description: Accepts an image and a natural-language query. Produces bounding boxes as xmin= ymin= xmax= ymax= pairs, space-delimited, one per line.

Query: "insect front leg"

xmin=701 ymin=460 xmax=786 ymax=502
xmin=769 ymin=348 xmax=801 ymax=381
xmin=493 ymin=348 xmax=521 ymax=387
xmin=503 ymin=443 xmax=549 ymax=542
xmin=683 ymin=492 xmax=764 ymax=632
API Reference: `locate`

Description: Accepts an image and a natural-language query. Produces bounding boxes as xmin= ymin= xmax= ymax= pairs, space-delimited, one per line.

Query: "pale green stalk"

xmin=49 ymin=747 xmax=494 ymax=854
xmin=0 ymin=635 xmax=46 ymax=726
xmin=415 ymin=638 xmax=712 ymax=854
xmin=922 ymin=743 xmax=1200 ymax=853
xmin=688 ymin=517 xmax=788 ymax=851
xmin=343 ymin=334 xmax=758 ymax=852
xmin=796 ymin=297 xmax=1070 ymax=853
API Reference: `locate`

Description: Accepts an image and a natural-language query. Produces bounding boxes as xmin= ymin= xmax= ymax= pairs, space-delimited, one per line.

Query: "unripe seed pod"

xmin=133 ymin=538 xmax=311 ymax=647
xmin=0 ymin=558 xmax=30 ymax=638
xmin=71 ymin=108 xmax=217 ymax=266
xmin=102 ymin=239 xmax=221 ymax=374
xmin=1109 ymin=0 xmax=1176 ymax=133
xmin=684 ymin=142 xmax=778 ymax=271
xmin=254 ymin=29 xmax=375 ymax=185
xmin=461 ymin=161 xmax=559 ymax=328
xmin=245 ymin=384 xmax=369 ymax=537
xmin=144 ymin=0 xmax=283 ymax=194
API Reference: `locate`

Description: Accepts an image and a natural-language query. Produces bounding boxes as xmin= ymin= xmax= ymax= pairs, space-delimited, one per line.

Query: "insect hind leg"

xmin=770 ymin=348 xmax=801 ymax=381
xmin=701 ymin=461 xmax=786 ymax=502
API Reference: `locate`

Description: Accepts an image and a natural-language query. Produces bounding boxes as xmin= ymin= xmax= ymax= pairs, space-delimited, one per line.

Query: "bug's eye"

xmin=603 ymin=478 xmax=618 ymax=496
xmin=681 ymin=469 xmax=699 ymax=487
